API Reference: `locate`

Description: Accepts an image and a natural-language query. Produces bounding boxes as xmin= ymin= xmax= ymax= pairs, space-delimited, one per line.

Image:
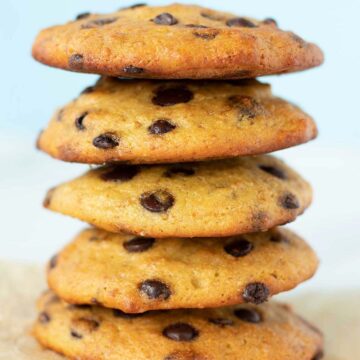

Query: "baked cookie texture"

xmin=32 ymin=3 xmax=324 ymax=79
xmin=34 ymin=291 xmax=324 ymax=360
xmin=37 ymin=77 xmax=317 ymax=164
xmin=47 ymin=227 xmax=318 ymax=313
xmin=44 ymin=155 xmax=312 ymax=238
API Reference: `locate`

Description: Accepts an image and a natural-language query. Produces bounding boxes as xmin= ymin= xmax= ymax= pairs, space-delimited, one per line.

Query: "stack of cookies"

xmin=31 ymin=4 xmax=324 ymax=359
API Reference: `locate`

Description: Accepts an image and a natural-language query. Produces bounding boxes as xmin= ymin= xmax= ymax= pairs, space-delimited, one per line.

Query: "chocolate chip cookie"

xmin=32 ymin=4 xmax=324 ymax=79
xmin=37 ymin=77 xmax=317 ymax=164
xmin=43 ymin=155 xmax=312 ymax=238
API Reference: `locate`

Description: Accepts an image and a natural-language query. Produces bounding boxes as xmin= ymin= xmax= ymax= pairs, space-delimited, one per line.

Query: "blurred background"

xmin=1 ymin=0 xmax=359 ymax=296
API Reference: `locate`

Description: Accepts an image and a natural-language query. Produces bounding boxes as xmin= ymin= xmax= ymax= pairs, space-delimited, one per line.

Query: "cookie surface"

xmin=44 ymin=155 xmax=312 ymax=238
xmin=37 ymin=77 xmax=317 ymax=164
xmin=34 ymin=291 xmax=324 ymax=360
xmin=48 ymin=227 xmax=318 ymax=313
xmin=32 ymin=4 xmax=323 ymax=79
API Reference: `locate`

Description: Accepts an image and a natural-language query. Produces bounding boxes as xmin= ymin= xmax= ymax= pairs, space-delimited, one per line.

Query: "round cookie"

xmin=34 ymin=291 xmax=324 ymax=360
xmin=32 ymin=4 xmax=324 ymax=79
xmin=47 ymin=227 xmax=318 ymax=313
xmin=44 ymin=155 xmax=312 ymax=238
xmin=37 ymin=77 xmax=317 ymax=164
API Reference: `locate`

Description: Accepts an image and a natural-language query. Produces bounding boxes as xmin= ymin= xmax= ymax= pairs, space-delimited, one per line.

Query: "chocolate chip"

xmin=226 ymin=17 xmax=257 ymax=28
xmin=123 ymin=237 xmax=155 ymax=253
xmin=208 ymin=318 xmax=234 ymax=327
xmin=270 ymin=231 xmax=290 ymax=243
xmin=70 ymin=330 xmax=82 ymax=339
xmin=243 ymin=283 xmax=270 ymax=304
xmin=163 ymin=323 xmax=199 ymax=341
xmin=224 ymin=239 xmax=253 ymax=257
xmin=38 ymin=312 xmax=51 ymax=324
xmin=259 ymin=165 xmax=286 ymax=180
xmin=69 ymin=54 xmax=84 ymax=70
xmin=200 ymin=12 xmax=224 ymax=21
xmin=152 ymin=86 xmax=193 ymax=106
xmin=279 ymin=193 xmax=300 ymax=210
xmin=148 ymin=119 xmax=176 ymax=134
xmin=70 ymin=317 xmax=100 ymax=339
xmin=263 ymin=18 xmax=278 ymax=26
xmin=76 ymin=12 xmax=91 ymax=20
xmin=113 ymin=309 xmax=145 ymax=318
xmin=185 ymin=24 xmax=208 ymax=28
xmin=81 ymin=86 xmax=95 ymax=95
xmin=234 ymin=308 xmax=262 ymax=323
xmin=75 ymin=112 xmax=88 ymax=131
xmin=139 ymin=280 xmax=171 ymax=300
xmin=100 ymin=165 xmax=139 ymax=182
xmin=68 ymin=304 xmax=92 ymax=310
xmin=140 ymin=190 xmax=175 ymax=212
xmin=312 ymin=350 xmax=324 ymax=360
xmin=49 ymin=254 xmax=58 ymax=269
xmin=229 ymin=95 xmax=263 ymax=121
xmin=93 ymin=133 xmax=119 ymax=149
xmin=81 ymin=17 xmax=118 ymax=29
xmin=193 ymin=30 xmax=219 ymax=40
xmin=164 ymin=166 xmax=195 ymax=178
xmin=121 ymin=3 xmax=147 ymax=10
xmin=123 ymin=65 xmax=144 ymax=74
xmin=153 ymin=13 xmax=178 ymax=25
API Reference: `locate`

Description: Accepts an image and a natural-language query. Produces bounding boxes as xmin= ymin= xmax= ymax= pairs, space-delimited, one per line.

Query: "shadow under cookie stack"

xmin=31 ymin=4 xmax=324 ymax=360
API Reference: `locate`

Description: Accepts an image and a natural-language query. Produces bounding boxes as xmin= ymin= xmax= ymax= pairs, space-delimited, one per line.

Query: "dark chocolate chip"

xmin=163 ymin=323 xmax=199 ymax=341
xmin=93 ymin=133 xmax=119 ymax=149
xmin=226 ymin=17 xmax=257 ymax=28
xmin=81 ymin=17 xmax=118 ymax=29
xmin=68 ymin=304 xmax=92 ymax=310
xmin=121 ymin=3 xmax=147 ymax=10
xmin=140 ymin=190 xmax=175 ymax=212
xmin=76 ymin=12 xmax=91 ymax=20
xmin=75 ymin=112 xmax=88 ymax=131
xmin=243 ymin=282 xmax=270 ymax=304
xmin=312 ymin=350 xmax=324 ymax=360
xmin=81 ymin=86 xmax=95 ymax=95
xmin=152 ymin=86 xmax=193 ymax=106
xmin=185 ymin=24 xmax=208 ymax=28
xmin=49 ymin=254 xmax=58 ymax=269
xmin=263 ymin=18 xmax=278 ymax=26
xmin=229 ymin=95 xmax=263 ymax=120
xmin=69 ymin=54 xmax=84 ymax=70
xmin=70 ymin=329 xmax=83 ymax=339
xmin=38 ymin=311 xmax=51 ymax=324
xmin=224 ymin=239 xmax=253 ymax=257
xmin=139 ymin=280 xmax=171 ymax=300
xmin=259 ymin=165 xmax=286 ymax=180
xmin=153 ymin=13 xmax=178 ymax=25
xmin=193 ymin=30 xmax=219 ymax=40
xmin=209 ymin=318 xmax=234 ymax=327
xmin=148 ymin=119 xmax=176 ymax=134
xmin=234 ymin=308 xmax=262 ymax=323
xmin=123 ymin=65 xmax=145 ymax=74
xmin=164 ymin=166 xmax=195 ymax=178
xmin=113 ymin=309 xmax=145 ymax=318
xmin=72 ymin=317 xmax=100 ymax=334
xmin=123 ymin=237 xmax=155 ymax=253
xmin=100 ymin=165 xmax=139 ymax=182
xmin=200 ymin=12 xmax=224 ymax=21
xmin=279 ymin=193 xmax=300 ymax=210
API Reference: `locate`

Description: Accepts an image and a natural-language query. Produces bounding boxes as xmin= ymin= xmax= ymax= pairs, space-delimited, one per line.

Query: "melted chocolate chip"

xmin=200 ymin=12 xmax=224 ymax=21
xmin=76 ymin=12 xmax=91 ymax=20
xmin=121 ymin=3 xmax=147 ymax=10
xmin=123 ymin=237 xmax=155 ymax=253
xmin=312 ymin=350 xmax=324 ymax=360
xmin=93 ymin=133 xmax=119 ymax=149
xmin=153 ymin=13 xmax=178 ymax=25
xmin=185 ymin=24 xmax=208 ymax=28
xmin=148 ymin=119 xmax=176 ymax=134
xmin=259 ymin=165 xmax=286 ymax=180
xmin=152 ymin=86 xmax=193 ymax=106
xmin=234 ymin=308 xmax=262 ymax=323
xmin=81 ymin=17 xmax=118 ymax=29
xmin=75 ymin=112 xmax=88 ymax=130
xmin=263 ymin=18 xmax=278 ymax=26
xmin=229 ymin=95 xmax=263 ymax=121
xmin=81 ymin=86 xmax=95 ymax=95
xmin=38 ymin=311 xmax=51 ymax=324
xmin=193 ymin=30 xmax=219 ymax=40
xmin=70 ymin=329 xmax=83 ymax=339
xmin=163 ymin=323 xmax=199 ymax=341
xmin=224 ymin=239 xmax=253 ymax=257
xmin=243 ymin=282 xmax=270 ymax=304
xmin=68 ymin=304 xmax=92 ymax=310
xmin=69 ymin=54 xmax=84 ymax=70
xmin=139 ymin=280 xmax=171 ymax=300
xmin=123 ymin=65 xmax=144 ymax=74
xmin=113 ymin=309 xmax=145 ymax=318
xmin=208 ymin=318 xmax=234 ymax=327
xmin=279 ymin=193 xmax=300 ymax=210
xmin=49 ymin=255 xmax=58 ymax=269
xmin=100 ymin=165 xmax=139 ymax=182
xmin=140 ymin=190 xmax=175 ymax=212
xmin=164 ymin=166 xmax=195 ymax=178
xmin=226 ymin=17 xmax=257 ymax=28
